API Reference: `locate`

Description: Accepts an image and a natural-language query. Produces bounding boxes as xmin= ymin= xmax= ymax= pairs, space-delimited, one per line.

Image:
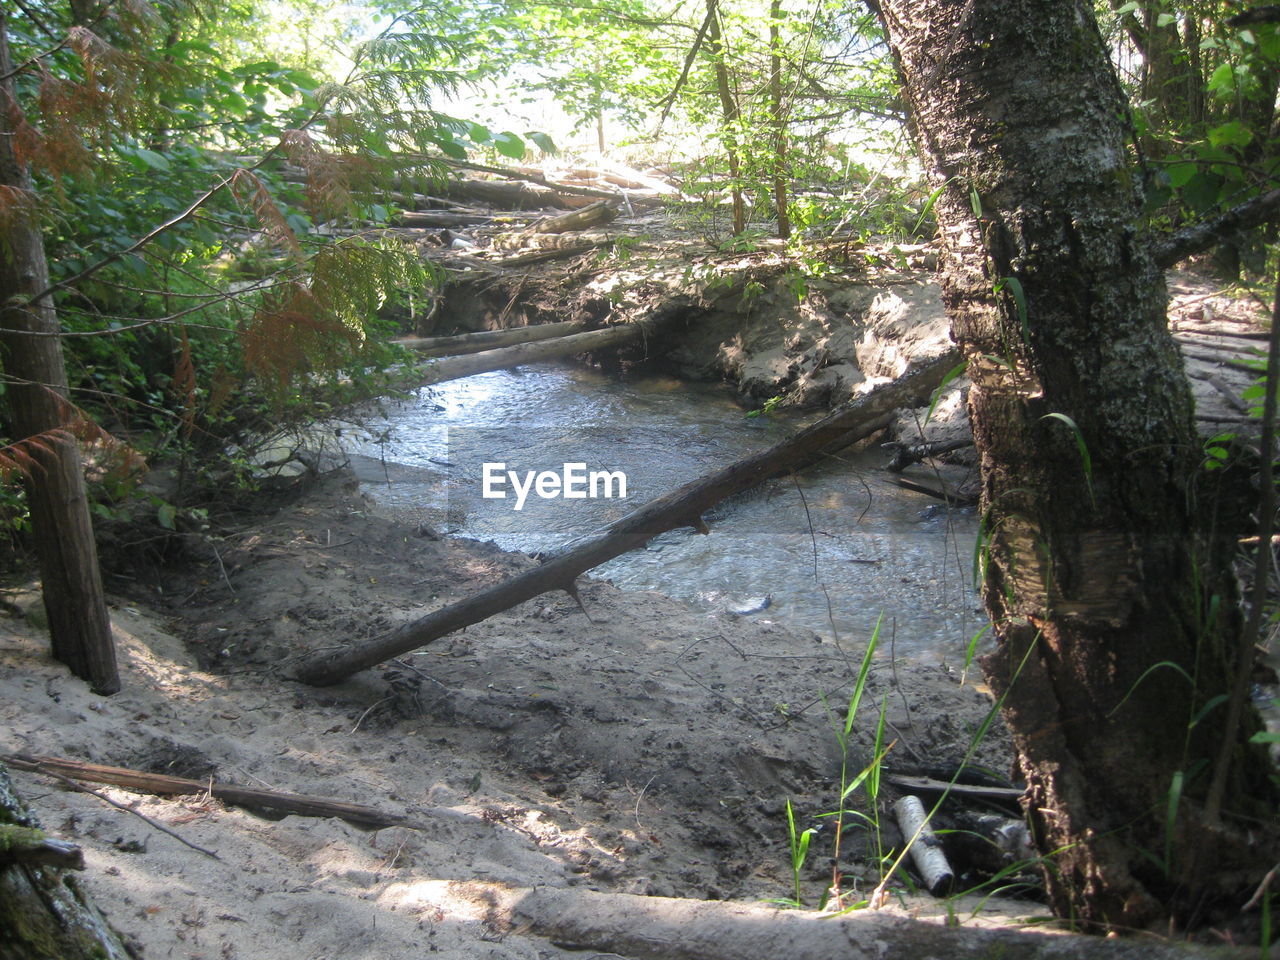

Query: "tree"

xmin=871 ymin=0 xmax=1277 ymax=931
xmin=0 ymin=11 xmax=117 ymax=694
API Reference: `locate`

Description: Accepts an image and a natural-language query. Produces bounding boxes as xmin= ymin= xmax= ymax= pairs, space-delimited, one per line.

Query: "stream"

xmin=342 ymin=363 xmax=981 ymax=662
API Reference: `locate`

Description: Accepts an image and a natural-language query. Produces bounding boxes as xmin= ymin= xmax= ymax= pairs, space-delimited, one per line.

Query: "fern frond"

xmin=173 ymin=327 xmax=197 ymax=439
xmin=309 ymin=236 xmax=429 ymax=326
xmin=241 ymin=282 xmax=363 ymax=390
xmin=0 ymin=389 xmax=144 ymax=489
xmin=231 ymin=169 xmax=301 ymax=257
xmin=279 ymin=128 xmax=377 ymax=217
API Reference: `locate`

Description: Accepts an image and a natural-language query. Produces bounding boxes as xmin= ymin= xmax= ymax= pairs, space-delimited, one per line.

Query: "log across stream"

xmin=332 ymin=360 xmax=980 ymax=666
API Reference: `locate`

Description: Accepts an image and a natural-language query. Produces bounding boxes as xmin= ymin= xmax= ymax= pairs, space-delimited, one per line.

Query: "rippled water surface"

xmin=346 ymin=363 xmax=980 ymax=660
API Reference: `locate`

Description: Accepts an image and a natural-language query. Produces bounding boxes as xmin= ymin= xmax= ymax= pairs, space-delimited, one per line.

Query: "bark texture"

xmin=0 ymin=15 xmax=118 ymax=694
xmin=875 ymin=0 xmax=1276 ymax=931
xmin=0 ymin=764 xmax=130 ymax=960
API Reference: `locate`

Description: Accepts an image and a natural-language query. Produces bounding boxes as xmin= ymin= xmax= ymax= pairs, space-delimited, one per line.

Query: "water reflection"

xmin=349 ymin=364 xmax=980 ymax=661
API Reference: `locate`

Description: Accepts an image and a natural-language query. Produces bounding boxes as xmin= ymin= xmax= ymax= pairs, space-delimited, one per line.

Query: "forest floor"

xmin=0 ymin=467 xmax=1042 ymax=960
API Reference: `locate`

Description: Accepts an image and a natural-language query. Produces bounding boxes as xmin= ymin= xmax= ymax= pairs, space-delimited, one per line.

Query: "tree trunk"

xmin=0 ymin=14 xmax=118 ymax=694
xmin=0 ymin=763 xmax=130 ymax=960
xmin=770 ymin=0 xmax=791 ymax=240
xmin=873 ymin=0 xmax=1276 ymax=932
xmin=706 ymin=0 xmax=747 ymax=235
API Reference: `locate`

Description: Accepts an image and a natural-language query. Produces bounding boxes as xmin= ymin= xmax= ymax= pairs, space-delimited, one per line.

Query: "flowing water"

xmin=343 ymin=363 xmax=981 ymax=661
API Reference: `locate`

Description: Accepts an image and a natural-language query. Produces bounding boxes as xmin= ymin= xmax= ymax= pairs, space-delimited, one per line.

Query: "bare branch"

xmin=1151 ymin=188 xmax=1280 ymax=269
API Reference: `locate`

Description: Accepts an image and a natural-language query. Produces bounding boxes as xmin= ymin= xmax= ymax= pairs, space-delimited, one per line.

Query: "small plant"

xmin=745 ymin=395 xmax=784 ymax=418
xmin=778 ymin=797 xmax=816 ymax=909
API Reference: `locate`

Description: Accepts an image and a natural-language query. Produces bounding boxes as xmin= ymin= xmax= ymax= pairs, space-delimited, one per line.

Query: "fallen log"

xmin=397 ymin=319 xmax=594 ymax=358
xmin=894 ymin=794 xmax=955 ymax=896
xmin=441 ymin=178 xmax=571 ymax=210
xmin=412 ymin=320 xmax=656 ymax=387
xmin=3 ymin=753 xmax=419 ymax=830
xmin=452 ymin=881 xmax=1250 ymax=960
xmin=296 ymin=351 xmax=960 ymax=686
xmin=525 ymin=199 xmax=618 ymax=235
xmin=393 ymin=210 xmax=494 ymax=228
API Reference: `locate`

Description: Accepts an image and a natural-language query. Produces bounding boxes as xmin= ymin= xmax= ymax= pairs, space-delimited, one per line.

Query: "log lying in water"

xmin=412 ymin=320 xmax=654 ymax=387
xmin=397 ymin=320 xmax=593 ymax=358
xmin=296 ymin=351 xmax=961 ymax=686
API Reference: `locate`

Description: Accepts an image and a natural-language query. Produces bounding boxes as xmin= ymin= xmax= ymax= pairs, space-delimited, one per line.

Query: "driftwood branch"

xmin=1153 ymin=188 xmax=1280 ymax=269
xmin=525 ymin=200 xmax=618 ymax=235
xmin=453 ymin=881 xmax=1252 ymax=960
xmin=894 ymin=794 xmax=955 ymax=896
xmin=393 ymin=210 xmax=493 ymax=228
xmin=296 ymin=351 xmax=961 ymax=686
xmin=2 ymin=753 xmax=419 ymax=831
xmin=397 ymin=320 xmax=594 ymax=358
xmin=412 ymin=319 xmax=656 ymax=388
xmin=883 ymin=437 xmax=974 ymax=472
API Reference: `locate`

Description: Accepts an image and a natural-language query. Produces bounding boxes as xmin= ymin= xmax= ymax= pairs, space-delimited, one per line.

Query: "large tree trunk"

xmin=0 ymin=14 xmax=118 ymax=694
xmin=874 ymin=0 xmax=1276 ymax=932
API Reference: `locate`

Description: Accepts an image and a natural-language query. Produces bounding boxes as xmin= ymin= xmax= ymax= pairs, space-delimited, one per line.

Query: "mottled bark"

xmin=0 ymin=14 xmax=118 ymax=694
xmin=0 ymin=764 xmax=130 ymax=960
xmin=874 ymin=0 xmax=1276 ymax=932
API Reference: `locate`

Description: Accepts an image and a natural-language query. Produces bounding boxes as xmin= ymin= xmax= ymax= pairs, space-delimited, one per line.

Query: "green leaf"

xmin=1166 ymin=161 xmax=1199 ymax=188
xmin=995 ymin=276 xmax=1028 ymax=340
xmin=437 ymin=138 xmax=468 ymax=159
xmin=492 ymin=131 xmax=526 ymax=160
xmin=157 ymin=503 xmax=177 ymax=530
xmin=925 ymin=360 xmax=968 ymax=425
xmin=1157 ymin=12 xmax=1177 ymax=27
xmin=1208 ymin=62 xmax=1237 ymax=94
xmin=528 ymin=131 xmax=557 ymax=154
xmin=1207 ymin=121 xmax=1253 ymax=149
xmin=1041 ymin=411 xmax=1094 ymax=505
xmin=134 ymin=148 xmax=171 ymax=172
xmin=1181 ymin=171 xmax=1225 ymax=212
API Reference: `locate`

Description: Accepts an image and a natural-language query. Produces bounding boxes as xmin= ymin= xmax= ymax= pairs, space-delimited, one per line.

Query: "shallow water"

xmin=345 ymin=363 xmax=981 ymax=661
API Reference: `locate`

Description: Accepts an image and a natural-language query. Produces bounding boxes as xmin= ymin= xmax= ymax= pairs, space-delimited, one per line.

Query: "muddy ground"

xmin=1 ymin=465 xmax=1033 ymax=960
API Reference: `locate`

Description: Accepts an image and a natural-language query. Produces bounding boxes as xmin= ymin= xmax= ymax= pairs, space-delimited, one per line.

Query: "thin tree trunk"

xmin=770 ymin=0 xmax=791 ymax=239
xmin=0 ymin=14 xmax=118 ymax=694
xmin=706 ymin=0 xmax=747 ymax=235
xmin=873 ymin=0 xmax=1276 ymax=931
